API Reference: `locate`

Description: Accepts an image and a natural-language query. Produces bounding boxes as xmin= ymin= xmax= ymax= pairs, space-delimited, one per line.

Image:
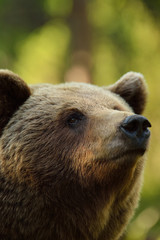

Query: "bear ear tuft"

xmin=0 ymin=70 xmax=31 ymax=135
xmin=106 ymin=72 xmax=148 ymax=114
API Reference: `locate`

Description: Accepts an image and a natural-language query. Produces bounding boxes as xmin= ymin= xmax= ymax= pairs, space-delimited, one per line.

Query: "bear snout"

xmin=120 ymin=115 xmax=151 ymax=150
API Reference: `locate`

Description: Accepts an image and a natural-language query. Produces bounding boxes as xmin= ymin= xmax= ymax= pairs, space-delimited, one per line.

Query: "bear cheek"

xmin=68 ymin=113 xmax=122 ymax=184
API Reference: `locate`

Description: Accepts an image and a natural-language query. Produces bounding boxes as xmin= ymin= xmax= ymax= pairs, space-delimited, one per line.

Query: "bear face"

xmin=0 ymin=70 xmax=151 ymax=240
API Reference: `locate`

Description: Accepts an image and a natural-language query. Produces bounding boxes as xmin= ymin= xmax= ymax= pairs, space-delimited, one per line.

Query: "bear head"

xmin=0 ymin=70 xmax=151 ymax=240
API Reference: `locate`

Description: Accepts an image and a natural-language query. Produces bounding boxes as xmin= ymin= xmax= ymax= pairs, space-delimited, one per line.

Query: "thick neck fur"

xmin=0 ymin=155 xmax=144 ymax=240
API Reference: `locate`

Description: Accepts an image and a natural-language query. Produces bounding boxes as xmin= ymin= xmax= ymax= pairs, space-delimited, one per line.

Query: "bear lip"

xmin=107 ymin=148 xmax=146 ymax=162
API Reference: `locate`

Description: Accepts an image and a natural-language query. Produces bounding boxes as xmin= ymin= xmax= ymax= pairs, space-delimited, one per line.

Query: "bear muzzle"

xmin=120 ymin=115 xmax=151 ymax=151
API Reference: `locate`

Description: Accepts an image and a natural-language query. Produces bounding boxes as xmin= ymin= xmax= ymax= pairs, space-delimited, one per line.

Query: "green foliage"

xmin=44 ymin=0 xmax=73 ymax=17
xmin=0 ymin=0 xmax=160 ymax=239
xmin=14 ymin=21 xmax=70 ymax=84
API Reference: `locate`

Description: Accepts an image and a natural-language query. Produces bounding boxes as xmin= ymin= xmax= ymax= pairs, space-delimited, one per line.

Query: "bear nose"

xmin=120 ymin=115 xmax=151 ymax=148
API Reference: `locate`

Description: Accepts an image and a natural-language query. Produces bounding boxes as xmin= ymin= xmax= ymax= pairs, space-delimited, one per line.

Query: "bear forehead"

xmin=31 ymin=82 xmax=131 ymax=112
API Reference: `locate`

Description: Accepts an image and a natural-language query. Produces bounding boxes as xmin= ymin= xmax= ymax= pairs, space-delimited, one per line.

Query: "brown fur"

xmin=0 ymin=70 xmax=31 ymax=136
xmin=0 ymin=70 xmax=150 ymax=240
xmin=106 ymin=72 xmax=148 ymax=114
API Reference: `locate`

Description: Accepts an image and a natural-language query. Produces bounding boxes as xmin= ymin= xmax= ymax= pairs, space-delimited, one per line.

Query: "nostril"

xmin=122 ymin=119 xmax=139 ymax=133
xmin=143 ymin=119 xmax=151 ymax=131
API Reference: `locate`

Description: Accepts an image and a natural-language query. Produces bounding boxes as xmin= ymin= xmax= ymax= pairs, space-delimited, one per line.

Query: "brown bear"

xmin=0 ymin=70 xmax=151 ymax=240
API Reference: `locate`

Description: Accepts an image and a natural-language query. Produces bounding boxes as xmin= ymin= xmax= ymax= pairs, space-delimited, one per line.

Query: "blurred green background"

xmin=0 ymin=0 xmax=160 ymax=239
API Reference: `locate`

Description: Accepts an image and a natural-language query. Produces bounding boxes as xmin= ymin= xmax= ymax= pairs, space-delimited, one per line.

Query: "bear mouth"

xmin=107 ymin=148 xmax=146 ymax=161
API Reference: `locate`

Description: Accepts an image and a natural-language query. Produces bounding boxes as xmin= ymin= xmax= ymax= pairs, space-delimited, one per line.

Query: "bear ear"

xmin=106 ymin=72 xmax=148 ymax=114
xmin=0 ymin=70 xmax=31 ymax=134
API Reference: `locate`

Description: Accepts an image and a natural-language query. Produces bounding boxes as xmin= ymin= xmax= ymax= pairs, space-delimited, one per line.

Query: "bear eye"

xmin=67 ymin=112 xmax=85 ymax=128
xmin=113 ymin=106 xmax=121 ymax=111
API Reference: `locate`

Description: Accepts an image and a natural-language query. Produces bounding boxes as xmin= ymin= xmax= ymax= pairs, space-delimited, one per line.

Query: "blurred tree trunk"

xmin=64 ymin=0 xmax=92 ymax=83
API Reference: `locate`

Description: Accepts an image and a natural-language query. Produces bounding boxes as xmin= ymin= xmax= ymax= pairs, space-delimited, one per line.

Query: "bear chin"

xmin=107 ymin=148 xmax=147 ymax=162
